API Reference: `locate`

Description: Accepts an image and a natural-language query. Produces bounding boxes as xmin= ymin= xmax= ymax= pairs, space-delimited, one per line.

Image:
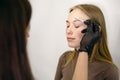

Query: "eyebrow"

xmin=73 ymin=19 xmax=81 ymax=22
xmin=66 ymin=18 xmax=84 ymax=23
xmin=66 ymin=19 xmax=82 ymax=23
xmin=74 ymin=18 xmax=84 ymax=22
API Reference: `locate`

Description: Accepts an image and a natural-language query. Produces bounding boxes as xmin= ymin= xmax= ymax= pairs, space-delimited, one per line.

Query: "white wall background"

xmin=27 ymin=0 xmax=120 ymax=80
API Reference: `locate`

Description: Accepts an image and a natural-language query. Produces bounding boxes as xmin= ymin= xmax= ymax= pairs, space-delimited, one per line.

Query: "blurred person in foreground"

xmin=0 ymin=0 xmax=34 ymax=80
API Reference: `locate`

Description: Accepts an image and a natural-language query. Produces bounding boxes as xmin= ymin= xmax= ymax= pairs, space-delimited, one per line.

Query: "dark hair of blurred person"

xmin=0 ymin=0 xmax=34 ymax=80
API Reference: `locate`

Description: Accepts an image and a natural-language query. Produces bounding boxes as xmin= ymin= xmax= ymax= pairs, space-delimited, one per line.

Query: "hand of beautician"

xmin=79 ymin=19 xmax=101 ymax=56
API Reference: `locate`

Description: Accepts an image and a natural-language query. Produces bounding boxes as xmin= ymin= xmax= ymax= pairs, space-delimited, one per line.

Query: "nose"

xmin=66 ymin=27 xmax=73 ymax=35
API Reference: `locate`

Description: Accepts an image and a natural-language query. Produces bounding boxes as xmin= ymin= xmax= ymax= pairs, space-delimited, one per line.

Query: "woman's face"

xmin=66 ymin=8 xmax=90 ymax=49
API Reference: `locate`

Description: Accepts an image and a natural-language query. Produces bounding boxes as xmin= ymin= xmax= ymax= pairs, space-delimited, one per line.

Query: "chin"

xmin=68 ymin=44 xmax=79 ymax=49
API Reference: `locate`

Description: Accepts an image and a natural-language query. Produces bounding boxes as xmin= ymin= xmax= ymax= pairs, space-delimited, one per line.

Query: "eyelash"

xmin=66 ymin=24 xmax=81 ymax=28
xmin=75 ymin=26 xmax=80 ymax=28
xmin=66 ymin=26 xmax=80 ymax=29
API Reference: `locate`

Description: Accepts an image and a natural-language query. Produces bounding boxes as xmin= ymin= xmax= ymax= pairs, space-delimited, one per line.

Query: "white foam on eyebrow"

xmin=73 ymin=19 xmax=83 ymax=24
xmin=73 ymin=18 xmax=84 ymax=22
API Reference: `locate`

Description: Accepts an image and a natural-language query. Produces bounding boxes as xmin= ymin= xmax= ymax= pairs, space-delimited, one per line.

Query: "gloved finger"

xmin=81 ymin=28 xmax=87 ymax=33
xmin=84 ymin=19 xmax=94 ymax=32
xmin=84 ymin=19 xmax=100 ymax=33
xmin=92 ymin=24 xmax=100 ymax=32
xmin=84 ymin=19 xmax=91 ymax=26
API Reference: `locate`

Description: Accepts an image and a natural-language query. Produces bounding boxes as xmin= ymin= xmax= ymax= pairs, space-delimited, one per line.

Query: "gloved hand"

xmin=79 ymin=19 xmax=101 ymax=56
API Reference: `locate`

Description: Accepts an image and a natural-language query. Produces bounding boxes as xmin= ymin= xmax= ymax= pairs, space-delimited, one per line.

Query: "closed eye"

xmin=75 ymin=26 xmax=80 ymax=28
xmin=73 ymin=20 xmax=84 ymax=28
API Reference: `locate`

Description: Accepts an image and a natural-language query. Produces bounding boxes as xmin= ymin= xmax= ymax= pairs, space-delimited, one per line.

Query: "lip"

xmin=67 ymin=37 xmax=75 ymax=41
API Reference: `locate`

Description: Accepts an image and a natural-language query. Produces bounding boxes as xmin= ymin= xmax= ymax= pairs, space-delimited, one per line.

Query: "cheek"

xmin=76 ymin=29 xmax=84 ymax=40
xmin=71 ymin=30 xmax=84 ymax=48
xmin=77 ymin=26 xmax=87 ymax=38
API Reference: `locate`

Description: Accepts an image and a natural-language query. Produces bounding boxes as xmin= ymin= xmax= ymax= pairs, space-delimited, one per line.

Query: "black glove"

xmin=79 ymin=19 xmax=101 ymax=56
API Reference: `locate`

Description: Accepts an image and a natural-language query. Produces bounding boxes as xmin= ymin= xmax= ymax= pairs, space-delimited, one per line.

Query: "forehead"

xmin=67 ymin=8 xmax=90 ymax=21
